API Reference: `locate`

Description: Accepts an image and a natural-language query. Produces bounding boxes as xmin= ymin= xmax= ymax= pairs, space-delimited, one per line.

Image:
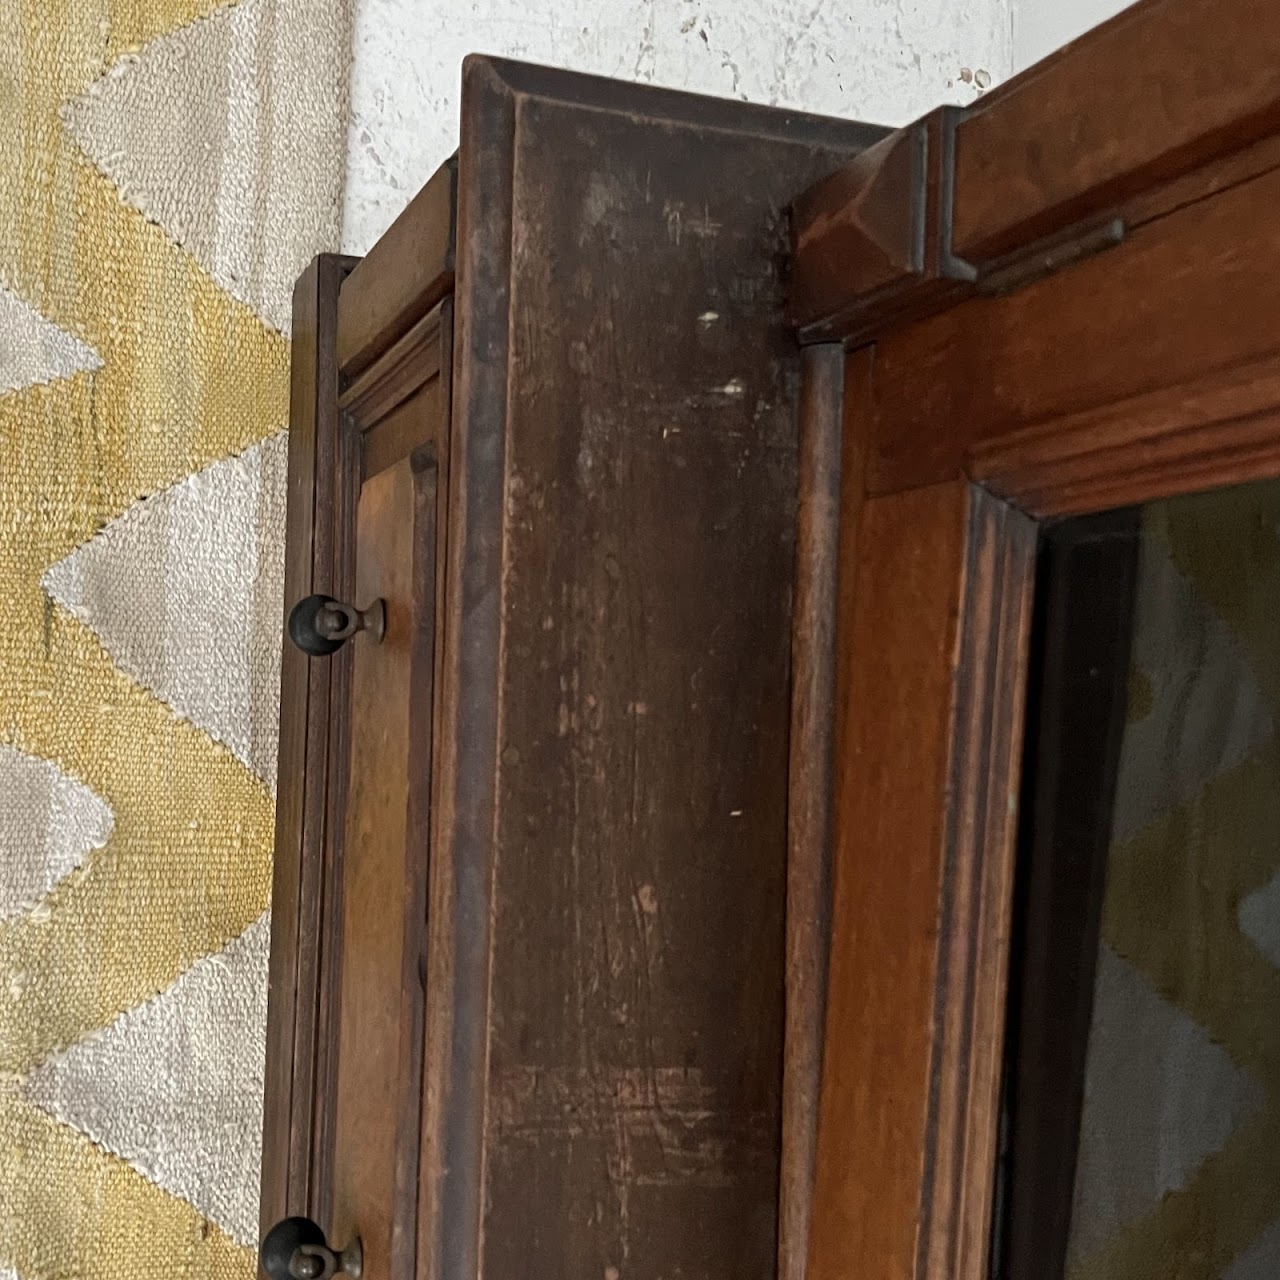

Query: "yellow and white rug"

xmin=0 ymin=1 xmax=350 ymax=1277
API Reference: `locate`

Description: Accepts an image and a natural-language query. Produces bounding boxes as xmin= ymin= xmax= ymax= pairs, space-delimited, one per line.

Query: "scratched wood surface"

xmin=263 ymin=287 xmax=453 ymax=1276
xmin=457 ymin=61 xmax=884 ymax=1280
xmin=319 ymin=305 xmax=451 ymax=1264
xmin=265 ymin=57 xmax=887 ymax=1280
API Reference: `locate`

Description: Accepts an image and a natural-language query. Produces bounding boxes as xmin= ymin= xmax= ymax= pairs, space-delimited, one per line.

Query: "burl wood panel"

xmin=438 ymin=59 xmax=885 ymax=1280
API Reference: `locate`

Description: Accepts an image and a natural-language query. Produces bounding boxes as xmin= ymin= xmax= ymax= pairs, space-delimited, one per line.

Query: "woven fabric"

xmin=0 ymin=744 xmax=114 ymax=926
xmin=43 ymin=433 xmax=289 ymax=790
xmin=0 ymin=285 xmax=102 ymax=396
xmin=0 ymin=2 xmax=350 ymax=1278
xmin=1068 ymin=481 xmax=1280 ymax=1280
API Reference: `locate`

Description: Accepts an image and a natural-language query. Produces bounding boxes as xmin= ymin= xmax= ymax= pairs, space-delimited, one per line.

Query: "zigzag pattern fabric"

xmin=0 ymin=2 xmax=350 ymax=1276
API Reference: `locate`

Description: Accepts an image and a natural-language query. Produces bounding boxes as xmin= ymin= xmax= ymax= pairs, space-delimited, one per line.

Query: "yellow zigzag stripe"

xmin=3 ymin=110 xmax=290 ymax=518
xmin=1 ymin=0 xmax=289 ymax=1272
xmin=103 ymin=0 xmax=229 ymax=60
xmin=0 ymin=598 xmax=274 ymax=1076
xmin=0 ymin=31 xmax=284 ymax=1067
xmin=0 ymin=1082 xmax=250 ymax=1280
xmin=1075 ymin=1105 xmax=1280 ymax=1280
xmin=1162 ymin=478 xmax=1280 ymax=712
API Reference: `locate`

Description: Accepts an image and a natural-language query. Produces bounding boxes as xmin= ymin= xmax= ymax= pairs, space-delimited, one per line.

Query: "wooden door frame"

xmin=787 ymin=1 xmax=1280 ymax=1278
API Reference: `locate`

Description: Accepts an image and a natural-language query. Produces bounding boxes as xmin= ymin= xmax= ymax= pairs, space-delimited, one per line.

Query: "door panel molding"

xmin=796 ymin=3 xmax=1280 ymax=1277
xmin=792 ymin=0 xmax=1280 ymax=344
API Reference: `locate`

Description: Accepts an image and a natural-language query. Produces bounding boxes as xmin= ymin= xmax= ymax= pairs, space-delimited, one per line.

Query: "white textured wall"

xmin=1012 ymin=0 xmax=1134 ymax=70
xmin=342 ymin=0 xmax=1015 ymax=253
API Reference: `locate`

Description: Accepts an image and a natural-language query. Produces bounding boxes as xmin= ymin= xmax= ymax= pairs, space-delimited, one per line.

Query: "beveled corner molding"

xmin=790 ymin=108 xmax=978 ymax=346
xmin=790 ymin=0 xmax=1280 ymax=345
xmin=790 ymin=104 xmax=1125 ymax=345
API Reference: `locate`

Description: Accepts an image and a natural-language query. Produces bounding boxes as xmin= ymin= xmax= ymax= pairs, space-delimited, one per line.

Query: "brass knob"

xmin=288 ymin=594 xmax=386 ymax=657
xmin=260 ymin=1216 xmax=363 ymax=1280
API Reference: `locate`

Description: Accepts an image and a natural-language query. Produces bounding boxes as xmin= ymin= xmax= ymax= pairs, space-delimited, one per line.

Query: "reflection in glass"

xmin=998 ymin=479 xmax=1280 ymax=1280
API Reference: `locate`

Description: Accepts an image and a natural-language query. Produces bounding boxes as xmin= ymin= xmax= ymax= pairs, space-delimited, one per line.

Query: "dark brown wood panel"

xmin=427 ymin=56 xmax=886 ymax=1280
xmin=268 ymin=55 xmax=892 ymax=1280
xmin=338 ymin=158 xmax=457 ymax=380
xmin=310 ymin=390 xmax=362 ymax=1235
xmin=362 ymin=380 xmax=445 ymax=481
xmin=262 ymin=252 xmax=356 ymax=1235
xmin=415 ymin=301 xmax=456 ymax=1280
xmin=489 ymin=119 xmax=789 ymax=1270
xmin=330 ymin=453 xmax=438 ymax=1280
xmin=415 ymin=59 xmax=517 ymax=1280
xmin=313 ymin=308 xmax=455 ymax=1252
xmin=780 ymin=343 xmax=845 ymax=1280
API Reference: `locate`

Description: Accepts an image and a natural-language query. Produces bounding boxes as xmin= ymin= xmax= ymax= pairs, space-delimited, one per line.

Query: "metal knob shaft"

xmin=260 ymin=1216 xmax=362 ymax=1280
xmin=288 ymin=594 xmax=386 ymax=657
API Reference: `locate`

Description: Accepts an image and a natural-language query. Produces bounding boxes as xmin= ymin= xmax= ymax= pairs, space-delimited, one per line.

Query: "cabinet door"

xmin=791 ymin=2 xmax=1280 ymax=1278
xmin=261 ymin=216 xmax=454 ymax=1280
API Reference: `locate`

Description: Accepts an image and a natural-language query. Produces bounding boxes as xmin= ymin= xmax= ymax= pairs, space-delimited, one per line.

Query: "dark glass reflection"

xmin=997 ymin=479 xmax=1280 ymax=1280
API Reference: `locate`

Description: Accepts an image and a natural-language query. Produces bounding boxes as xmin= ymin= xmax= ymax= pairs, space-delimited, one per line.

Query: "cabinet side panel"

xmin=474 ymin=89 xmax=876 ymax=1280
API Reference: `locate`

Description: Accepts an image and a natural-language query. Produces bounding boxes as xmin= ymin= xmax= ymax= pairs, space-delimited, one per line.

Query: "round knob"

xmin=288 ymin=595 xmax=386 ymax=657
xmin=260 ymin=1217 xmax=362 ymax=1280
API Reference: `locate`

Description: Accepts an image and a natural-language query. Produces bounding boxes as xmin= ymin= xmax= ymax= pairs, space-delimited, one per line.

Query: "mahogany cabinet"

xmin=789 ymin=2 xmax=1280 ymax=1279
xmin=258 ymin=57 xmax=884 ymax=1280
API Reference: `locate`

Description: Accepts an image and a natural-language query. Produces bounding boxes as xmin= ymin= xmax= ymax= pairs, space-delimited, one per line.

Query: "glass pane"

xmin=999 ymin=477 xmax=1280 ymax=1280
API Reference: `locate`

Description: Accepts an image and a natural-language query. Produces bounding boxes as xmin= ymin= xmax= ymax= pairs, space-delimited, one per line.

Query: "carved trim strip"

xmin=917 ymin=486 xmax=1036 ymax=1280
